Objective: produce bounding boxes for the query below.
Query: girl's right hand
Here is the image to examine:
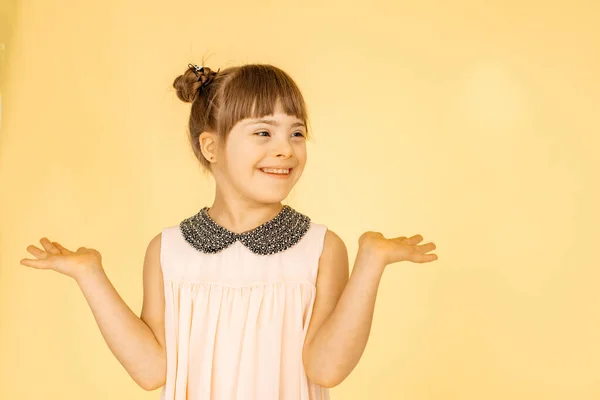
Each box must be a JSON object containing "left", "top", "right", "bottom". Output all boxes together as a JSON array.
[{"left": 20, "top": 237, "right": 103, "bottom": 282}]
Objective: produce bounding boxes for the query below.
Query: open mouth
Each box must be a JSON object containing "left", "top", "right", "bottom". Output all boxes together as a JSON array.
[{"left": 259, "top": 167, "right": 293, "bottom": 178}]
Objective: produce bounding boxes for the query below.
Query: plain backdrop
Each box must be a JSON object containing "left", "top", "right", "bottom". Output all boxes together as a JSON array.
[{"left": 1, "top": 0, "right": 599, "bottom": 398}]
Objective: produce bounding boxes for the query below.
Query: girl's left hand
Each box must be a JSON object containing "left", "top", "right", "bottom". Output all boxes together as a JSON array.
[{"left": 358, "top": 231, "right": 438, "bottom": 266}]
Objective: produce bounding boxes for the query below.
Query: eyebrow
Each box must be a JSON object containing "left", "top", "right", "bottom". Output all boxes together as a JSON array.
[{"left": 246, "top": 119, "right": 306, "bottom": 128}]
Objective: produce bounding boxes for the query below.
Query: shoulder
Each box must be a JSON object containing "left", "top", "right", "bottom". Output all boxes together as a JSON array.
[
  {"left": 321, "top": 229, "right": 347, "bottom": 258},
  {"left": 155, "top": 224, "right": 184, "bottom": 250},
  {"left": 316, "top": 228, "right": 349, "bottom": 280},
  {"left": 144, "top": 232, "right": 163, "bottom": 265},
  {"left": 309, "top": 221, "right": 348, "bottom": 259},
  {"left": 149, "top": 231, "right": 163, "bottom": 247}
]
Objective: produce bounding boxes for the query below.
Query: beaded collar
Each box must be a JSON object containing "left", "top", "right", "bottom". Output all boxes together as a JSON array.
[{"left": 179, "top": 205, "right": 311, "bottom": 255}]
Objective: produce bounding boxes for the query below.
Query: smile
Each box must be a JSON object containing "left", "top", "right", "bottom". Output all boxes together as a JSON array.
[{"left": 260, "top": 168, "right": 293, "bottom": 178}]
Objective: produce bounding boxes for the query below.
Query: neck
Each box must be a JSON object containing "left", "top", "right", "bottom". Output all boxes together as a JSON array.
[{"left": 208, "top": 195, "right": 284, "bottom": 234}]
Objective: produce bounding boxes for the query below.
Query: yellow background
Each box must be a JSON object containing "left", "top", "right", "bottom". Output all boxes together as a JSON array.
[{"left": 1, "top": 0, "right": 599, "bottom": 398}]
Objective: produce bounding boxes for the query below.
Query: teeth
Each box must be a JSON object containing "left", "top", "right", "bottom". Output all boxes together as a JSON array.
[{"left": 261, "top": 168, "right": 290, "bottom": 174}]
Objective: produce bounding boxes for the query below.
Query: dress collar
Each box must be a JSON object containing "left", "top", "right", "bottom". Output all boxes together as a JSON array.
[{"left": 179, "top": 205, "right": 311, "bottom": 255}]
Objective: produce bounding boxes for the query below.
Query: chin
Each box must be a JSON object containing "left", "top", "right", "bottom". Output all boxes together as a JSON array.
[
  {"left": 254, "top": 192, "right": 291, "bottom": 205},
  {"left": 250, "top": 183, "right": 294, "bottom": 202}
]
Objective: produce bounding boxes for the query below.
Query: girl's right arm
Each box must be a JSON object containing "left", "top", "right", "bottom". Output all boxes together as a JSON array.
[
  {"left": 76, "top": 233, "right": 166, "bottom": 390},
  {"left": 20, "top": 234, "right": 167, "bottom": 391}
]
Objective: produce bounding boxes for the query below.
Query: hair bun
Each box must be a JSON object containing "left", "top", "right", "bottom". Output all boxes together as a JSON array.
[{"left": 173, "top": 64, "right": 218, "bottom": 103}]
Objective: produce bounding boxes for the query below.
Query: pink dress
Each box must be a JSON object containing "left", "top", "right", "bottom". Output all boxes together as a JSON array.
[{"left": 158, "top": 205, "right": 330, "bottom": 400}]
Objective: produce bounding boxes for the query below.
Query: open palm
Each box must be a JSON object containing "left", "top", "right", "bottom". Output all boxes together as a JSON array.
[
  {"left": 359, "top": 231, "right": 438, "bottom": 265},
  {"left": 20, "top": 237, "right": 102, "bottom": 281}
]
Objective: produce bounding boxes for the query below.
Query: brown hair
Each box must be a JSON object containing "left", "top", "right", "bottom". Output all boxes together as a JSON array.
[{"left": 173, "top": 63, "right": 311, "bottom": 172}]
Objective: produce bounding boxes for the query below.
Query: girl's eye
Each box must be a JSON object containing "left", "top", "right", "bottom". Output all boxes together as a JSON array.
[{"left": 255, "top": 131, "right": 305, "bottom": 138}]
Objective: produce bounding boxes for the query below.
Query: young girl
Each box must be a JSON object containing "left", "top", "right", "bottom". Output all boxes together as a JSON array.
[{"left": 20, "top": 63, "right": 438, "bottom": 399}]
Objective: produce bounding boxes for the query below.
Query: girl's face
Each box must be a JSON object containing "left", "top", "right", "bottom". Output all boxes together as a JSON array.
[{"left": 217, "top": 104, "right": 308, "bottom": 205}]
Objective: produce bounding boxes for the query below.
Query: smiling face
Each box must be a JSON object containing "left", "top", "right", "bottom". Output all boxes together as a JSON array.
[{"left": 207, "top": 101, "right": 308, "bottom": 205}]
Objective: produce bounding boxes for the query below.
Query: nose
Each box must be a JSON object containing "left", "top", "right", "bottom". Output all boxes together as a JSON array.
[{"left": 274, "top": 137, "right": 293, "bottom": 158}]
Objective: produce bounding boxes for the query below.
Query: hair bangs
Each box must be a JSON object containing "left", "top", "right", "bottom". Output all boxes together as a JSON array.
[{"left": 217, "top": 65, "right": 308, "bottom": 137}]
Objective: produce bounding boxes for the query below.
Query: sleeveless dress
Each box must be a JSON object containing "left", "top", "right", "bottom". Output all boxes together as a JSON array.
[{"left": 158, "top": 205, "right": 330, "bottom": 400}]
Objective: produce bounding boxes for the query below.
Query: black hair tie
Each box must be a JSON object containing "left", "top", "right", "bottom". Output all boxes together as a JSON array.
[{"left": 188, "top": 63, "right": 219, "bottom": 90}]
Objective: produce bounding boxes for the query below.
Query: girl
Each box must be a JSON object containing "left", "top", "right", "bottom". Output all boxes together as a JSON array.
[{"left": 20, "top": 63, "right": 438, "bottom": 400}]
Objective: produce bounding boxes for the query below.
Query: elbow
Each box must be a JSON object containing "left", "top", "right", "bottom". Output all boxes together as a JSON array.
[
  {"left": 305, "top": 362, "right": 344, "bottom": 389},
  {"left": 315, "top": 378, "right": 342, "bottom": 389},
  {"left": 135, "top": 363, "right": 167, "bottom": 391},
  {"left": 138, "top": 375, "right": 166, "bottom": 391},
  {"left": 137, "top": 353, "right": 167, "bottom": 391},
  {"left": 307, "top": 371, "right": 343, "bottom": 389},
  {"left": 304, "top": 347, "right": 346, "bottom": 388}
]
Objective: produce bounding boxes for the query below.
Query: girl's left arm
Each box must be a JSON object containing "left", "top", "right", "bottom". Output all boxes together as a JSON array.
[
  {"left": 302, "top": 229, "right": 386, "bottom": 389},
  {"left": 302, "top": 229, "right": 437, "bottom": 388}
]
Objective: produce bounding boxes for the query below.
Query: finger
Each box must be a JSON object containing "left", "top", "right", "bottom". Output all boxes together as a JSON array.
[
  {"left": 26, "top": 245, "right": 49, "bottom": 259},
  {"left": 53, "top": 242, "right": 73, "bottom": 254},
  {"left": 416, "top": 242, "right": 436, "bottom": 253},
  {"left": 40, "top": 238, "right": 60, "bottom": 255},
  {"left": 414, "top": 253, "right": 438, "bottom": 263},
  {"left": 406, "top": 235, "right": 423, "bottom": 244},
  {"left": 20, "top": 257, "right": 54, "bottom": 270}
]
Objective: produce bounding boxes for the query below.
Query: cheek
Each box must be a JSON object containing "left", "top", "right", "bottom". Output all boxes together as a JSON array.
[
  {"left": 226, "top": 145, "right": 264, "bottom": 174},
  {"left": 227, "top": 140, "right": 255, "bottom": 159},
  {"left": 295, "top": 144, "right": 308, "bottom": 164}
]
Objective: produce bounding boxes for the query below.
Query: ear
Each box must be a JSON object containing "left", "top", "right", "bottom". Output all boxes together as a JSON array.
[{"left": 199, "top": 131, "right": 219, "bottom": 162}]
